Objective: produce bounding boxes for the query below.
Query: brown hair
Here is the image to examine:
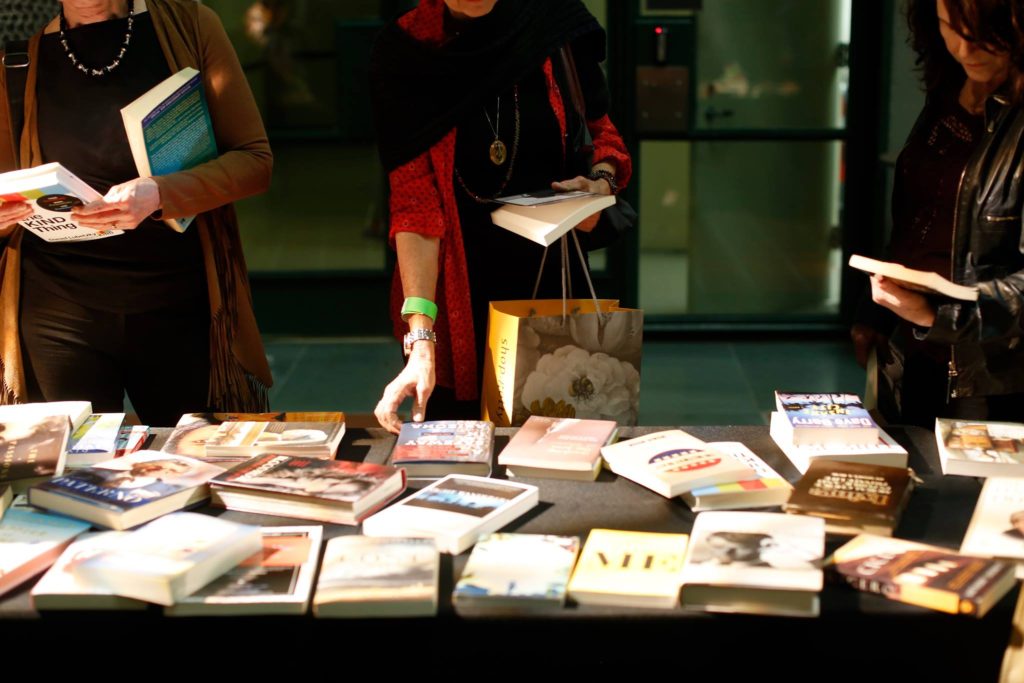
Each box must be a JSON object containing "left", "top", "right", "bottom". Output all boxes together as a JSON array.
[{"left": 906, "top": 0, "right": 1024, "bottom": 102}]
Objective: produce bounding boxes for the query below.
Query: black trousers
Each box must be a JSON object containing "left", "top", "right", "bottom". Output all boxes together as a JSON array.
[{"left": 19, "top": 284, "right": 211, "bottom": 427}]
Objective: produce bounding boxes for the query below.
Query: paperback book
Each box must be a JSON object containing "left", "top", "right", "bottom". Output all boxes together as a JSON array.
[
  {"left": 770, "top": 411, "right": 908, "bottom": 474},
  {"left": 848, "top": 254, "right": 979, "bottom": 301},
  {"left": 681, "top": 442, "right": 793, "bottom": 512},
  {"left": 390, "top": 420, "right": 494, "bottom": 479},
  {"left": 935, "top": 418, "right": 1024, "bottom": 478},
  {"left": 566, "top": 528, "right": 689, "bottom": 609},
  {"left": 65, "top": 413, "right": 126, "bottom": 468},
  {"left": 453, "top": 533, "right": 580, "bottom": 616},
  {"left": 29, "top": 450, "right": 223, "bottom": 530},
  {"left": 210, "top": 455, "right": 406, "bottom": 525},
  {"left": 961, "top": 477, "right": 1024, "bottom": 576},
  {"left": 361, "top": 474, "right": 539, "bottom": 555},
  {"left": 600, "top": 429, "right": 757, "bottom": 498},
  {"left": 0, "top": 401, "right": 92, "bottom": 432},
  {"left": 0, "top": 162, "right": 119, "bottom": 242},
  {"left": 783, "top": 459, "right": 915, "bottom": 537},
  {"left": 0, "top": 506, "right": 90, "bottom": 597},
  {"left": 774, "top": 392, "right": 879, "bottom": 446},
  {"left": 161, "top": 411, "right": 345, "bottom": 462},
  {"left": 490, "top": 191, "right": 616, "bottom": 247},
  {"left": 167, "top": 525, "right": 324, "bottom": 616},
  {"left": 0, "top": 484, "right": 11, "bottom": 520},
  {"left": 203, "top": 420, "right": 346, "bottom": 460},
  {"left": 498, "top": 415, "right": 618, "bottom": 481},
  {"left": 31, "top": 532, "right": 148, "bottom": 611},
  {"left": 830, "top": 534, "right": 1016, "bottom": 618},
  {"left": 313, "top": 536, "right": 439, "bottom": 618},
  {"left": 0, "top": 414, "right": 70, "bottom": 491},
  {"left": 681, "top": 511, "right": 825, "bottom": 617}
]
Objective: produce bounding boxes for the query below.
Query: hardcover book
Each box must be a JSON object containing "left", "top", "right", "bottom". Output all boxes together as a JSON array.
[
  {"left": 0, "top": 414, "right": 70, "bottom": 491},
  {"left": 566, "top": 528, "right": 689, "bottom": 609},
  {"left": 681, "top": 442, "right": 793, "bottom": 512},
  {"left": 935, "top": 418, "right": 1024, "bottom": 478},
  {"left": 390, "top": 420, "right": 494, "bottom": 479},
  {"left": 210, "top": 455, "right": 406, "bottom": 525},
  {"left": 361, "top": 474, "right": 539, "bottom": 555},
  {"left": 774, "top": 392, "right": 879, "bottom": 446},
  {"left": 28, "top": 450, "right": 223, "bottom": 530},
  {"left": 453, "top": 533, "right": 580, "bottom": 616},
  {"left": 770, "top": 411, "right": 908, "bottom": 473},
  {"left": 681, "top": 511, "right": 825, "bottom": 617},
  {"left": 161, "top": 411, "right": 346, "bottom": 463},
  {"left": 203, "top": 420, "right": 346, "bottom": 460},
  {"left": 0, "top": 506, "right": 90, "bottom": 597},
  {"left": 848, "top": 254, "right": 979, "bottom": 301},
  {"left": 121, "top": 67, "right": 217, "bottom": 232},
  {"left": 65, "top": 413, "right": 126, "bottom": 468},
  {"left": 31, "top": 532, "right": 148, "bottom": 611},
  {"left": 490, "top": 191, "right": 616, "bottom": 246},
  {"left": 600, "top": 429, "right": 757, "bottom": 498},
  {"left": 0, "top": 162, "right": 120, "bottom": 242},
  {"left": 783, "top": 459, "right": 915, "bottom": 537},
  {"left": 830, "top": 534, "right": 1016, "bottom": 618},
  {"left": 167, "top": 525, "right": 324, "bottom": 616},
  {"left": 498, "top": 415, "right": 618, "bottom": 481},
  {"left": 313, "top": 536, "right": 439, "bottom": 618},
  {"left": 961, "top": 477, "right": 1024, "bottom": 575}
]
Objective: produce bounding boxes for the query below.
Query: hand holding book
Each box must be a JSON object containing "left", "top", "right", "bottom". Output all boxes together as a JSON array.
[
  {"left": 869, "top": 274, "right": 936, "bottom": 328},
  {"left": 71, "top": 177, "right": 161, "bottom": 231}
]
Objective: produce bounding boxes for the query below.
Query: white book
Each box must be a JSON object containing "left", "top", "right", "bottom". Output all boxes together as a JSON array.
[
  {"left": 66, "top": 413, "right": 126, "bottom": 468},
  {"left": 935, "top": 418, "right": 1024, "bottom": 478},
  {"left": 770, "top": 412, "right": 908, "bottom": 474},
  {"left": 773, "top": 392, "right": 879, "bottom": 447},
  {"left": 361, "top": 474, "right": 539, "bottom": 555},
  {"left": 961, "top": 478, "right": 1024, "bottom": 577},
  {"left": 31, "top": 532, "right": 148, "bottom": 611},
  {"left": 0, "top": 163, "right": 120, "bottom": 242},
  {"left": 313, "top": 536, "right": 439, "bottom": 618},
  {"left": 72, "top": 512, "right": 263, "bottom": 606},
  {"left": 680, "top": 442, "right": 793, "bottom": 512},
  {"left": 0, "top": 506, "right": 90, "bottom": 598},
  {"left": 0, "top": 401, "right": 92, "bottom": 432},
  {"left": 681, "top": 511, "right": 825, "bottom": 617},
  {"left": 491, "top": 192, "right": 615, "bottom": 246},
  {"left": 849, "top": 254, "right": 979, "bottom": 301}
]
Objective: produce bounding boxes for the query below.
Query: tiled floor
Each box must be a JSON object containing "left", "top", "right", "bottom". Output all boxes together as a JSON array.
[{"left": 265, "top": 335, "right": 866, "bottom": 426}]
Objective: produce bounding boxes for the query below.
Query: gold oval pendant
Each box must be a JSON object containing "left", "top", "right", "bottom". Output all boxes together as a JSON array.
[{"left": 489, "top": 139, "right": 507, "bottom": 166}]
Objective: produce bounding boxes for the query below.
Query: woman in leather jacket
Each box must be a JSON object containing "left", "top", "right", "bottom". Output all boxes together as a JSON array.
[{"left": 853, "top": 0, "right": 1024, "bottom": 427}]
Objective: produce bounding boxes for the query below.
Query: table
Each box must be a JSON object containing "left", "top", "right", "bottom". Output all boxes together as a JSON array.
[{"left": 0, "top": 425, "right": 1014, "bottom": 680}]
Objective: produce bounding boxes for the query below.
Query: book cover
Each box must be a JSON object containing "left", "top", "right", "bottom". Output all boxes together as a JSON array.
[
  {"left": 0, "top": 414, "right": 70, "bottom": 486},
  {"left": 681, "top": 511, "right": 824, "bottom": 617},
  {"left": 65, "top": 413, "right": 126, "bottom": 467},
  {"left": 0, "top": 401, "right": 92, "bottom": 432},
  {"left": 453, "top": 533, "right": 580, "bottom": 614},
  {"left": 770, "top": 411, "right": 908, "bottom": 473},
  {"left": 566, "top": 528, "right": 689, "bottom": 609},
  {"left": 162, "top": 411, "right": 346, "bottom": 462},
  {"left": 121, "top": 67, "right": 217, "bottom": 232},
  {"left": 600, "top": 429, "right": 757, "bottom": 498},
  {"left": 490, "top": 192, "right": 616, "bottom": 246},
  {"left": 961, "top": 477, "right": 1024, "bottom": 570},
  {"left": 0, "top": 162, "right": 120, "bottom": 242},
  {"left": 936, "top": 418, "right": 1024, "bottom": 478},
  {"left": 31, "top": 531, "right": 148, "bottom": 611},
  {"left": 783, "top": 459, "right": 914, "bottom": 536},
  {"left": 0, "top": 506, "right": 90, "bottom": 597},
  {"left": 204, "top": 420, "right": 345, "bottom": 459},
  {"left": 848, "top": 254, "right": 979, "bottom": 301},
  {"left": 831, "top": 534, "right": 1016, "bottom": 617},
  {"left": 391, "top": 420, "right": 494, "bottom": 478},
  {"left": 167, "top": 526, "right": 324, "bottom": 616},
  {"left": 313, "top": 536, "right": 439, "bottom": 618},
  {"left": 498, "top": 415, "right": 618, "bottom": 480},
  {"left": 774, "top": 392, "right": 879, "bottom": 446},
  {"left": 681, "top": 442, "right": 793, "bottom": 512},
  {"left": 0, "top": 484, "right": 11, "bottom": 521}
]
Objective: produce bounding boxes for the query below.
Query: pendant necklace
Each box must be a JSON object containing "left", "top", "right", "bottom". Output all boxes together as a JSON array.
[
  {"left": 455, "top": 85, "right": 520, "bottom": 203},
  {"left": 59, "top": 0, "right": 136, "bottom": 77},
  {"left": 484, "top": 96, "right": 507, "bottom": 166}
]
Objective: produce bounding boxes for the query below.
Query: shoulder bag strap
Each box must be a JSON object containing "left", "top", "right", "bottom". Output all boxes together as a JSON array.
[{"left": 2, "top": 40, "right": 30, "bottom": 164}]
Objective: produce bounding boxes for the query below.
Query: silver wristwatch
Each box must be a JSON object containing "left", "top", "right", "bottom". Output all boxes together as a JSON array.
[{"left": 403, "top": 328, "right": 437, "bottom": 356}]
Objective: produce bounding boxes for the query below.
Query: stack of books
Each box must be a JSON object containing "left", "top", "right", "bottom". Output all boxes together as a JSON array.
[{"left": 498, "top": 416, "right": 618, "bottom": 481}]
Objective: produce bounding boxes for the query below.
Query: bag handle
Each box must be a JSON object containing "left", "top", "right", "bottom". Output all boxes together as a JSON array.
[
  {"left": 2, "top": 40, "right": 29, "bottom": 166},
  {"left": 531, "top": 231, "right": 604, "bottom": 321}
]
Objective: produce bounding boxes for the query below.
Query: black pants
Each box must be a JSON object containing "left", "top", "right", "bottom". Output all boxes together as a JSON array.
[{"left": 19, "top": 285, "right": 211, "bottom": 427}]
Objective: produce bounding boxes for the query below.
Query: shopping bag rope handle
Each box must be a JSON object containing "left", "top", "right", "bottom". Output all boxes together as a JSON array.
[{"left": 531, "top": 232, "right": 604, "bottom": 321}]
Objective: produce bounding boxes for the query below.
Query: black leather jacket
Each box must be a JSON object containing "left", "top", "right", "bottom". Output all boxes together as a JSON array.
[{"left": 906, "top": 90, "right": 1024, "bottom": 399}]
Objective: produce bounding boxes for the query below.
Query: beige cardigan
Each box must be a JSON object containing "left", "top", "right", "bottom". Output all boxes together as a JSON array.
[{"left": 0, "top": 0, "right": 273, "bottom": 411}]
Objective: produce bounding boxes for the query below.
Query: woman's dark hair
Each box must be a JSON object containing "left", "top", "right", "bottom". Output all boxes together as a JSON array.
[{"left": 906, "top": 0, "right": 1024, "bottom": 101}]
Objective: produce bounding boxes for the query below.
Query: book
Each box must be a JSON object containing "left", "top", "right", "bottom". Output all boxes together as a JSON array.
[
  {"left": 680, "top": 442, "right": 793, "bottom": 512},
  {"left": 770, "top": 411, "right": 909, "bottom": 473},
  {"left": 390, "top": 420, "right": 494, "bottom": 479},
  {"left": 566, "top": 528, "right": 689, "bottom": 609},
  {"left": 600, "top": 429, "right": 757, "bottom": 498},
  {"left": 114, "top": 424, "right": 149, "bottom": 460},
  {"left": 848, "top": 254, "right": 979, "bottom": 301},
  {"left": 935, "top": 418, "right": 1024, "bottom": 478},
  {"left": 0, "top": 162, "right": 120, "bottom": 242},
  {"left": 361, "top": 474, "right": 539, "bottom": 555},
  {"left": 29, "top": 450, "right": 224, "bottom": 530},
  {"left": 490, "top": 191, "right": 616, "bottom": 246},
  {"left": 120, "top": 67, "right": 217, "bottom": 232},
  {"left": 0, "top": 484, "right": 10, "bottom": 520},
  {"left": 209, "top": 455, "right": 406, "bottom": 525},
  {"left": 783, "top": 459, "right": 915, "bottom": 537},
  {"left": 680, "top": 511, "right": 825, "bottom": 617},
  {"left": 498, "top": 415, "right": 618, "bottom": 481},
  {"left": 774, "top": 392, "right": 879, "bottom": 446},
  {"left": 313, "top": 536, "right": 439, "bottom": 618},
  {"left": 31, "top": 532, "right": 148, "bottom": 611},
  {"left": 0, "top": 506, "right": 90, "bottom": 597},
  {"left": 166, "top": 525, "right": 324, "bottom": 616},
  {"left": 961, "top": 477, "right": 1024, "bottom": 576},
  {"left": 453, "top": 533, "right": 580, "bottom": 616},
  {"left": 161, "top": 411, "right": 346, "bottom": 463},
  {"left": 830, "top": 534, "right": 1016, "bottom": 618},
  {"left": 0, "top": 401, "right": 92, "bottom": 432},
  {"left": 65, "top": 413, "right": 126, "bottom": 468},
  {"left": 203, "top": 420, "right": 346, "bottom": 460},
  {"left": 71, "top": 512, "right": 262, "bottom": 606},
  {"left": 0, "top": 414, "right": 71, "bottom": 492}
]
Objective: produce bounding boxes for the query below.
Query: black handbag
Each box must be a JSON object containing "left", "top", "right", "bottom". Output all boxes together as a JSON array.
[{"left": 558, "top": 44, "right": 637, "bottom": 252}]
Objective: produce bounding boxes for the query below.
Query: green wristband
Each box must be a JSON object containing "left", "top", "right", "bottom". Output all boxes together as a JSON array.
[{"left": 401, "top": 296, "right": 438, "bottom": 322}]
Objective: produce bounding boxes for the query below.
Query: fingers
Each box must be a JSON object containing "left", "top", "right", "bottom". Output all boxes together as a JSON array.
[
  {"left": 551, "top": 176, "right": 590, "bottom": 193},
  {"left": 375, "top": 375, "right": 415, "bottom": 434},
  {"left": 0, "top": 202, "right": 33, "bottom": 224},
  {"left": 412, "top": 378, "right": 433, "bottom": 423}
]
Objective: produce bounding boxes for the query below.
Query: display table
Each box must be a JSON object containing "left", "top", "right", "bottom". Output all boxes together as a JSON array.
[{"left": 0, "top": 425, "right": 1014, "bottom": 680}]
